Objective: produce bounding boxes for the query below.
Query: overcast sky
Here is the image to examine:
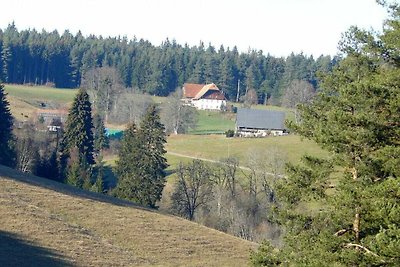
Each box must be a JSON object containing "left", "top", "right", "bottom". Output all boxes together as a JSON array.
[{"left": 1, "top": 0, "right": 389, "bottom": 57}]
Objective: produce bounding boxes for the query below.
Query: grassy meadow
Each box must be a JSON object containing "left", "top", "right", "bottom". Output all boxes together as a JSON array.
[
  {"left": 166, "top": 134, "right": 327, "bottom": 166},
  {"left": 5, "top": 84, "right": 77, "bottom": 104},
  {"left": 0, "top": 165, "right": 255, "bottom": 266},
  {"left": 4, "top": 84, "right": 77, "bottom": 120},
  {"left": 188, "top": 110, "right": 236, "bottom": 134}
]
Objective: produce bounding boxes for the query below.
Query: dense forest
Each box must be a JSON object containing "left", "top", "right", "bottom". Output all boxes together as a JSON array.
[{"left": 0, "top": 23, "right": 337, "bottom": 102}]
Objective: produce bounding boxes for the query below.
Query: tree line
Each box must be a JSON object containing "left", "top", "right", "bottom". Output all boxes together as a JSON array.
[{"left": 0, "top": 23, "right": 337, "bottom": 102}]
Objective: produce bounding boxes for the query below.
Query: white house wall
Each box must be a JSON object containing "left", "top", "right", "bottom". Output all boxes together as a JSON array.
[{"left": 192, "top": 99, "right": 226, "bottom": 110}]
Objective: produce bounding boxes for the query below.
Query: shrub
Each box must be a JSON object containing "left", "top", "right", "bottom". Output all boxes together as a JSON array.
[{"left": 225, "top": 129, "right": 235, "bottom": 138}]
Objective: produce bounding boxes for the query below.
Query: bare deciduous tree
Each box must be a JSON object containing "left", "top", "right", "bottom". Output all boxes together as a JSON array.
[
  {"left": 241, "top": 88, "right": 258, "bottom": 108},
  {"left": 171, "top": 160, "right": 214, "bottom": 221},
  {"left": 282, "top": 79, "right": 315, "bottom": 109},
  {"left": 81, "top": 66, "right": 124, "bottom": 123},
  {"left": 161, "top": 88, "right": 198, "bottom": 135},
  {"left": 14, "top": 123, "right": 39, "bottom": 173},
  {"left": 245, "top": 147, "right": 287, "bottom": 203},
  {"left": 109, "top": 92, "right": 153, "bottom": 124}
]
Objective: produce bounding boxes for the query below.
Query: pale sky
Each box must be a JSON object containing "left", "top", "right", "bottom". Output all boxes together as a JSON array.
[{"left": 1, "top": 0, "right": 389, "bottom": 57}]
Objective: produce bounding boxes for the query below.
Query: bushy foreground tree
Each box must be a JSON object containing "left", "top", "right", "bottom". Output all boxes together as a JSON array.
[
  {"left": 0, "top": 83, "right": 15, "bottom": 167},
  {"left": 114, "top": 105, "right": 168, "bottom": 208},
  {"left": 251, "top": 3, "right": 400, "bottom": 266}
]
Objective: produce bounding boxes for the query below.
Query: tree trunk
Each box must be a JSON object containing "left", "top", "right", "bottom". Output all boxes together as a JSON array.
[{"left": 351, "top": 166, "right": 361, "bottom": 243}]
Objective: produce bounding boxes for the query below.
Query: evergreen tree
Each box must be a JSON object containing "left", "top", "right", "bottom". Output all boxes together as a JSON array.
[
  {"left": 93, "top": 113, "right": 109, "bottom": 154},
  {"left": 0, "top": 83, "right": 15, "bottom": 167},
  {"left": 138, "top": 104, "right": 168, "bottom": 208},
  {"left": 35, "top": 150, "right": 60, "bottom": 182},
  {"left": 251, "top": 3, "right": 400, "bottom": 266},
  {"left": 66, "top": 158, "right": 83, "bottom": 188},
  {"left": 61, "top": 89, "right": 95, "bottom": 165},
  {"left": 114, "top": 105, "right": 168, "bottom": 208},
  {"left": 113, "top": 122, "right": 143, "bottom": 201},
  {"left": 92, "top": 164, "right": 105, "bottom": 193}
]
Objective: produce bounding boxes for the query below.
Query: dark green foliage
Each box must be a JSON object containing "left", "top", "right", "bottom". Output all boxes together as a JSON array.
[
  {"left": 61, "top": 89, "right": 95, "bottom": 165},
  {"left": 0, "top": 24, "right": 335, "bottom": 100},
  {"left": 0, "top": 83, "right": 15, "bottom": 167},
  {"left": 35, "top": 150, "right": 60, "bottom": 182},
  {"left": 66, "top": 159, "right": 83, "bottom": 188},
  {"left": 93, "top": 113, "right": 109, "bottom": 154},
  {"left": 252, "top": 3, "right": 400, "bottom": 266},
  {"left": 92, "top": 164, "right": 105, "bottom": 193},
  {"left": 225, "top": 129, "right": 235, "bottom": 137},
  {"left": 250, "top": 241, "right": 281, "bottom": 266},
  {"left": 113, "top": 122, "right": 142, "bottom": 200},
  {"left": 114, "top": 105, "right": 168, "bottom": 208},
  {"left": 66, "top": 150, "right": 92, "bottom": 189}
]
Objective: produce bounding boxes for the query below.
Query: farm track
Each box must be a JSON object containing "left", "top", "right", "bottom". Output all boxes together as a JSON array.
[{"left": 167, "top": 151, "right": 285, "bottom": 177}]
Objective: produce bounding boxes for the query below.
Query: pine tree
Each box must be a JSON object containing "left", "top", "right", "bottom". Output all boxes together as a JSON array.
[
  {"left": 92, "top": 165, "right": 105, "bottom": 193},
  {"left": 114, "top": 105, "right": 168, "bottom": 208},
  {"left": 113, "top": 122, "right": 143, "bottom": 201},
  {"left": 138, "top": 105, "right": 168, "bottom": 208},
  {"left": 0, "top": 83, "right": 15, "bottom": 167},
  {"left": 93, "top": 113, "right": 109, "bottom": 154},
  {"left": 251, "top": 3, "right": 400, "bottom": 266},
  {"left": 66, "top": 158, "right": 83, "bottom": 188},
  {"left": 61, "top": 89, "right": 95, "bottom": 166}
]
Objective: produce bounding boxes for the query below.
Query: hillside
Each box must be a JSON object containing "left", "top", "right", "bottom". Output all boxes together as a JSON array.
[{"left": 0, "top": 165, "right": 256, "bottom": 266}]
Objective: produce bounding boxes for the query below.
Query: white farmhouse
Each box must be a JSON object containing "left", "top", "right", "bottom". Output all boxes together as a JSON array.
[{"left": 182, "top": 83, "right": 226, "bottom": 110}]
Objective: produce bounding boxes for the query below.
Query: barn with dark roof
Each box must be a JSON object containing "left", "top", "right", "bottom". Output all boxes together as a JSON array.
[{"left": 235, "top": 108, "right": 287, "bottom": 137}]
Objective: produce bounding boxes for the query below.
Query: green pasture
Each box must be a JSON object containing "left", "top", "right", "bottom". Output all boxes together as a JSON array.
[
  {"left": 4, "top": 84, "right": 78, "bottom": 104},
  {"left": 189, "top": 110, "right": 235, "bottom": 134},
  {"left": 166, "top": 134, "right": 328, "bottom": 166}
]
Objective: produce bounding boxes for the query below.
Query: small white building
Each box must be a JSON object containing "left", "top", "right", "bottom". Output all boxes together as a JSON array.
[{"left": 182, "top": 83, "right": 226, "bottom": 110}]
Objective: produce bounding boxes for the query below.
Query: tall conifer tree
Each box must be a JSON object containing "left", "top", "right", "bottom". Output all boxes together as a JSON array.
[
  {"left": 138, "top": 105, "right": 168, "bottom": 208},
  {"left": 60, "top": 89, "right": 94, "bottom": 185},
  {"left": 0, "top": 83, "right": 15, "bottom": 167},
  {"left": 61, "top": 89, "right": 95, "bottom": 165},
  {"left": 114, "top": 105, "right": 168, "bottom": 208},
  {"left": 251, "top": 3, "right": 400, "bottom": 266},
  {"left": 114, "top": 122, "right": 143, "bottom": 201}
]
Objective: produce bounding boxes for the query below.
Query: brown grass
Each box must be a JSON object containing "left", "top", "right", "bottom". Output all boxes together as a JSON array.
[{"left": 0, "top": 165, "right": 256, "bottom": 266}]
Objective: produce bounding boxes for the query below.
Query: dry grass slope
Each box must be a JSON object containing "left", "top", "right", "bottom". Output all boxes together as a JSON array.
[{"left": 0, "top": 165, "right": 256, "bottom": 266}]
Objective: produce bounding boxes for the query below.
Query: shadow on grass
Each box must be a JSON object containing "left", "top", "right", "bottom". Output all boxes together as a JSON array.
[
  {"left": 0, "top": 165, "right": 152, "bottom": 212},
  {"left": 0, "top": 230, "right": 72, "bottom": 267}
]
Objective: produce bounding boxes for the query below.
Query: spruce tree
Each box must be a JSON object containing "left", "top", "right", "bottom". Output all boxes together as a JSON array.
[
  {"left": 114, "top": 122, "right": 143, "bottom": 201},
  {"left": 251, "top": 3, "right": 400, "bottom": 266},
  {"left": 93, "top": 113, "right": 109, "bottom": 154},
  {"left": 138, "top": 105, "right": 168, "bottom": 208},
  {"left": 114, "top": 105, "right": 168, "bottom": 208},
  {"left": 92, "top": 165, "right": 105, "bottom": 193},
  {"left": 0, "top": 83, "right": 15, "bottom": 167},
  {"left": 66, "top": 159, "right": 83, "bottom": 188},
  {"left": 61, "top": 89, "right": 95, "bottom": 166}
]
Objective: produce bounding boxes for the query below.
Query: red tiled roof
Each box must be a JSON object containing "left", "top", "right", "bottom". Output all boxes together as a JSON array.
[
  {"left": 183, "top": 83, "right": 226, "bottom": 101},
  {"left": 183, "top": 83, "right": 205, "bottom": 98},
  {"left": 201, "top": 90, "right": 226, "bottom": 100},
  {"left": 193, "top": 83, "right": 220, "bottom": 100}
]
